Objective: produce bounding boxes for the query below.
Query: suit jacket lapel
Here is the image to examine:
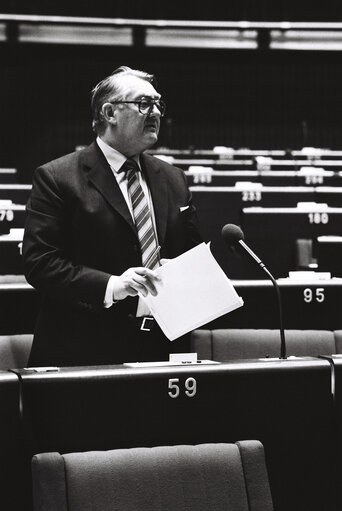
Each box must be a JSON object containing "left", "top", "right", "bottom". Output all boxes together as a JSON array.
[
  {"left": 82, "top": 142, "right": 136, "bottom": 234},
  {"left": 141, "top": 153, "right": 168, "bottom": 245}
]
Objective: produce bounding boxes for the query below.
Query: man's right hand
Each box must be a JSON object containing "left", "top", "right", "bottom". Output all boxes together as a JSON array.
[{"left": 113, "top": 267, "right": 160, "bottom": 301}]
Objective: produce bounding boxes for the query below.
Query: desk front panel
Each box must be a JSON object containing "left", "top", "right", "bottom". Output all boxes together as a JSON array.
[
  {"left": 0, "top": 284, "right": 40, "bottom": 334},
  {"left": 0, "top": 239, "right": 24, "bottom": 274},
  {"left": 204, "top": 279, "right": 342, "bottom": 330}
]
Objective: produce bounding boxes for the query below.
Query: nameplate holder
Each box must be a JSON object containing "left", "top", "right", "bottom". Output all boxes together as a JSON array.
[
  {"left": 169, "top": 352, "right": 198, "bottom": 364},
  {"left": 23, "top": 367, "right": 60, "bottom": 373}
]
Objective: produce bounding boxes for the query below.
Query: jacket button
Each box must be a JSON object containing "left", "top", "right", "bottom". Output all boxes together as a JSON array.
[{"left": 128, "top": 313, "right": 134, "bottom": 320}]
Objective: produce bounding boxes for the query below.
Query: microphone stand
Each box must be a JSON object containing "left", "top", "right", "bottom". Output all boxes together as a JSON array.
[
  {"left": 239, "top": 240, "right": 287, "bottom": 359},
  {"left": 261, "top": 266, "right": 286, "bottom": 359}
]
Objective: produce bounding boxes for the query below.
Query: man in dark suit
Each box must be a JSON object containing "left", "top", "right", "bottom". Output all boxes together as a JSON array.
[{"left": 22, "top": 65, "right": 202, "bottom": 367}]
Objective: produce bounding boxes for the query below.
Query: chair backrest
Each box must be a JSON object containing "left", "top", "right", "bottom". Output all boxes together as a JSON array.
[
  {"left": 334, "top": 330, "right": 342, "bottom": 354},
  {"left": 190, "top": 329, "right": 337, "bottom": 360},
  {"left": 0, "top": 334, "right": 33, "bottom": 369},
  {"left": 32, "top": 441, "right": 274, "bottom": 511}
]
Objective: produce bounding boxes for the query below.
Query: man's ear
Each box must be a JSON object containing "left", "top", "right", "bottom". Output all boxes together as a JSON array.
[{"left": 101, "top": 102, "right": 117, "bottom": 125}]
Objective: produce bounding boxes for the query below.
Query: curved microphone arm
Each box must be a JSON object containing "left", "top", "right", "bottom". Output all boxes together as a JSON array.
[
  {"left": 239, "top": 239, "right": 286, "bottom": 360},
  {"left": 222, "top": 225, "right": 287, "bottom": 360}
]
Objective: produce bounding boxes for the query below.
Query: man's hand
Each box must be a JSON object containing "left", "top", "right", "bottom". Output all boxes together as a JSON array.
[{"left": 113, "top": 267, "right": 160, "bottom": 301}]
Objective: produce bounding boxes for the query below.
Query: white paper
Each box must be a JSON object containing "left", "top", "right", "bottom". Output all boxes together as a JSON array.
[{"left": 142, "top": 242, "right": 243, "bottom": 341}]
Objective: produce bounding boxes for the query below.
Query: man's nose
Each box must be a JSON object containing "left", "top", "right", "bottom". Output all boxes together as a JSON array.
[{"left": 149, "top": 102, "right": 161, "bottom": 116}]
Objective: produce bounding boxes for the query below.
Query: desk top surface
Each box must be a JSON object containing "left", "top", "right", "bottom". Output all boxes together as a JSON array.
[{"left": 13, "top": 356, "right": 329, "bottom": 381}]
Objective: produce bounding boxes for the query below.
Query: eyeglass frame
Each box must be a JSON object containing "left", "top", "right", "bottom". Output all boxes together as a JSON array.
[{"left": 109, "top": 97, "right": 166, "bottom": 117}]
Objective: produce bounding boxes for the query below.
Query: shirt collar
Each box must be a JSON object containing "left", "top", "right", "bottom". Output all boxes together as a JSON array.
[{"left": 96, "top": 136, "right": 140, "bottom": 173}]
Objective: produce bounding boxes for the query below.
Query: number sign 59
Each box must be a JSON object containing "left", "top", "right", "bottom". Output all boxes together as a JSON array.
[{"left": 168, "top": 377, "right": 197, "bottom": 398}]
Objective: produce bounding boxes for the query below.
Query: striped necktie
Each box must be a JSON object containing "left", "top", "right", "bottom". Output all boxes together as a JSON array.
[{"left": 121, "top": 158, "right": 160, "bottom": 270}]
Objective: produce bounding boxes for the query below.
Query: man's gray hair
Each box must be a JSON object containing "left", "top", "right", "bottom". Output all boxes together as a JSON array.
[{"left": 91, "top": 66, "right": 155, "bottom": 134}]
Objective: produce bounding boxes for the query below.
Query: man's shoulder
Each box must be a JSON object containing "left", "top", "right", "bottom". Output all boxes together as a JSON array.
[
  {"left": 36, "top": 142, "right": 99, "bottom": 178},
  {"left": 41, "top": 151, "right": 77, "bottom": 170},
  {"left": 40, "top": 144, "right": 91, "bottom": 169}
]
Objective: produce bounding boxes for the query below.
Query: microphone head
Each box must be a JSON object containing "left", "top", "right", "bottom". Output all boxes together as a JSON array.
[{"left": 221, "top": 224, "right": 244, "bottom": 245}]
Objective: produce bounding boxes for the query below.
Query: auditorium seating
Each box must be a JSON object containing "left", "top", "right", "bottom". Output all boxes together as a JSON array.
[
  {"left": 190, "top": 328, "right": 342, "bottom": 361},
  {"left": 0, "top": 145, "right": 340, "bottom": 511},
  {"left": 31, "top": 441, "right": 274, "bottom": 511},
  {"left": 1, "top": 7, "right": 342, "bottom": 510}
]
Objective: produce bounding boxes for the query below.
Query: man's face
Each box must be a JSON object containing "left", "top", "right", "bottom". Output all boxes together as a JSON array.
[{"left": 111, "top": 75, "right": 163, "bottom": 157}]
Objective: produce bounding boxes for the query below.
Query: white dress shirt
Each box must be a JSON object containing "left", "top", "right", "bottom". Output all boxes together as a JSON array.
[{"left": 96, "top": 136, "right": 158, "bottom": 316}]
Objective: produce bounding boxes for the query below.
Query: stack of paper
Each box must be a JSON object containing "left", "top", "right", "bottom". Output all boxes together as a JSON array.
[{"left": 143, "top": 242, "right": 243, "bottom": 341}]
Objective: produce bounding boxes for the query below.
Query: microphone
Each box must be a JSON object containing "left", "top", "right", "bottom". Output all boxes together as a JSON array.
[{"left": 222, "top": 224, "right": 286, "bottom": 359}]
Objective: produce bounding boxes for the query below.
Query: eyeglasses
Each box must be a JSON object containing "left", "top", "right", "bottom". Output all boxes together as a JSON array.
[{"left": 110, "top": 97, "right": 166, "bottom": 117}]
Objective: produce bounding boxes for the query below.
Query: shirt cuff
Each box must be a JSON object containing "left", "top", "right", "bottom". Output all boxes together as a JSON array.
[{"left": 103, "top": 275, "right": 120, "bottom": 308}]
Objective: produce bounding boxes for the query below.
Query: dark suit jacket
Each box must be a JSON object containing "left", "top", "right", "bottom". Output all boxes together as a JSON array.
[{"left": 23, "top": 142, "right": 202, "bottom": 366}]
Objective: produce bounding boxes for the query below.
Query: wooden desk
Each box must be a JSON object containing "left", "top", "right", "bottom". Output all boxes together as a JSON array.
[
  {"left": 242, "top": 205, "right": 342, "bottom": 278},
  {"left": 192, "top": 186, "right": 317, "bottom": 278}
]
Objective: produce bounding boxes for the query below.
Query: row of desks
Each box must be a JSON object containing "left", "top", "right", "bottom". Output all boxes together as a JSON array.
[
  {"left": 170, "top": 157, "right": 342, "bottom": 170},
  {"left": 2, "top": 187, "right": 342, "bottom": 275},
  {"left": 1, "top": 356, "right": 341, "bottom": 510},
  {"left": 1, "top": 178, "right": 342, "bottom": 206},
  {"left": 150, "top": 147, "right": 342, "bottom": 160},
  {"left": 1, "top": 277, "right": 342, "bottom": 334},
  {"left": 186, "top": 169, "right": 342, "bottom": 186},
  {"left": 188, "top": 187, "right": 342, "bottom": 278},
  {"left": 2, "top": 184, "right": 342, "bottom": 207}
]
